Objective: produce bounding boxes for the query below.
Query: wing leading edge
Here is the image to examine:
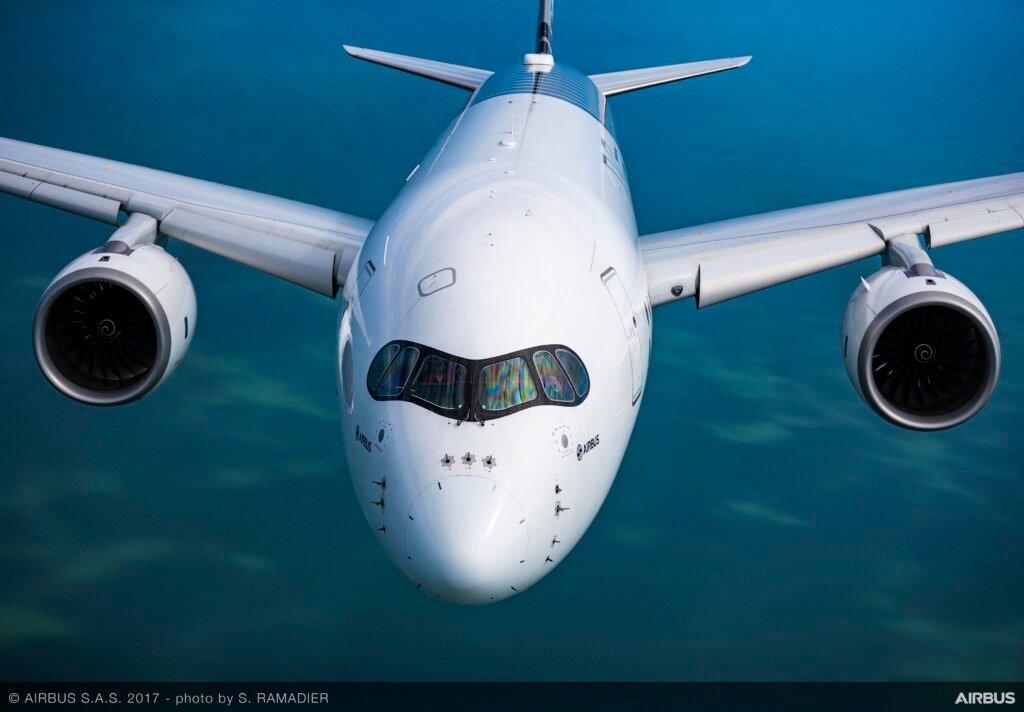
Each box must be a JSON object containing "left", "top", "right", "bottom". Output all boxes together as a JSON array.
[
  {"left": 640, "top": 173, "right": 1024, "bottom": 308},
  {"left": 0, "top": 137, "right": 373, "bottom": 296}
]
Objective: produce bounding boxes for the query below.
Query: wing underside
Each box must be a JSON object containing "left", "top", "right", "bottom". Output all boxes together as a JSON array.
[
  {"left": 0, "top": 137, "right": 373, "bottom": 296},
  {"left": 641, "top": 173, "right": 1024, "bottom": 308}
]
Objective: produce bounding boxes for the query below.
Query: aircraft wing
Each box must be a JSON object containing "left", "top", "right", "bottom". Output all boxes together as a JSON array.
[
  {"left": 640, "top": 172, "right": 1024, "bottom": 308},
  {"left": 0, "top": 137, "right": 373, "bottom": 297}
]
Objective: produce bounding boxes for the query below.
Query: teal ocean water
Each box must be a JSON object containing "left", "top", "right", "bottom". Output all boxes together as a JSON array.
[{"left": 1, "top": 0, "right": 1022, "bottom": 680}]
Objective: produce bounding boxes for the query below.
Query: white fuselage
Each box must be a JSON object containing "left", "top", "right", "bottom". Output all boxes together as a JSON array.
[{"left": 337, "top": 59, "right": 652, "bottom": 603}]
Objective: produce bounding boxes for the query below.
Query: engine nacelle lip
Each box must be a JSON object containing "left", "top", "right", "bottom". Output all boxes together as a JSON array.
[
  {"left": 33, "top": 266, "right": 173, "bottom": 406},
  {"left": 857, "top": 290, "right": 1000, "bottom": 431}
]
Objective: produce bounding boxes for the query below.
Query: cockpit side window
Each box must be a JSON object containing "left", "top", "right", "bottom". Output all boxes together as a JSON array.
[
  {"left": 366, "top": 343, "right": 401, "bottom": 392},
  {"left": 376, "top": 346, "right": 419, "bottom": 397},
  {"left": 556, "top": 348, "right": 590, "bottom": 397},
  {"left": 410, "top": 354, "right": 468, "bottom": 410},
  {"left": 532, "top": 351, "right": 575, "bottom": 402},
  {"left": 478, "top": 357, "right": 538, "bottom": 412}
]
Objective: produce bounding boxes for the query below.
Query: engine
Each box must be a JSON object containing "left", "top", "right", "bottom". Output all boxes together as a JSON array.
[
  {"left": 33, "top": 243, "right": 196, "bottom": 405},
  {"left": 842, "top": 263, "right": 999, "bottom": 430}
]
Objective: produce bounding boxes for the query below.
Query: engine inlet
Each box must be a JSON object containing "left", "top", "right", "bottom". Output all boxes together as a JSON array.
[
  {"left": 871, "top": 305, "right": 990, "bottom": 416},
  {"left": 45, "top": 280, "right": 158, "bottom": 391}
]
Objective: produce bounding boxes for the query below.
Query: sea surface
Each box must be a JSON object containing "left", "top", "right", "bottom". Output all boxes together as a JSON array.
[{"left": 0, "top": 0, "right": 1021, "bottom": 681}]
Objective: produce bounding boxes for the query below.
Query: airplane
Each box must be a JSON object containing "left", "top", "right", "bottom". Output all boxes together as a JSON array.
[{"left": 1, "top": 1, "right": 1021, "bottom": 605}]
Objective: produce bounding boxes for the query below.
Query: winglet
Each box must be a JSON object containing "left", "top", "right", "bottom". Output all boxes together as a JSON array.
[
  {"left": 342, "top": 45, "right": 493, "bottom": 91},
  {"left": 590, "top": 56, "right": 751, "bottom": 97}
]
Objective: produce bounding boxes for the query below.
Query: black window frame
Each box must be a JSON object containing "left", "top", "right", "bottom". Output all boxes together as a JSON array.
[{"left": 366, "top": 340, "right": 589, "bottom": 421}]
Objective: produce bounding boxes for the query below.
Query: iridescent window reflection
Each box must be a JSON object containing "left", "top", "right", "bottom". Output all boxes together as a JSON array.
[
  {"left": 556, "top": 348, "right": 589, "bottom": 397},
  {"left": 532, "top": 350, "right": 574, "bottom": 402},
  {"left": 478, "top": 357, "right": 537, "bottom": 411}
]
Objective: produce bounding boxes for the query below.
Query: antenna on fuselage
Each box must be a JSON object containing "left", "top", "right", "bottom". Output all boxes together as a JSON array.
[{"left": 536, "top": 0, "right": 554, "bottom": 55}]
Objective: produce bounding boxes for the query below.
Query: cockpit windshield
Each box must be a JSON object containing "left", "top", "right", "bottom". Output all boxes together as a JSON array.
[
  {"left": 555, "top": 348, "right": 589, "bottom": 397},
  {"left": 376, "top": 346, "right": 419, "bottom": 397},
  {"left": 365, "top": 341, "right": 589, "bottom": 420},
  {"left": 410, "top": 354, "right": 468, "bottom": 410},
  {"left": 532, "top": 350, "right": 575, "bottom": 402},
  {"left": 479, "top": 357, "right": 538, "bottom": 412},
  {"left": 366, "top": 343, "right": 400, "bottom": 392}
]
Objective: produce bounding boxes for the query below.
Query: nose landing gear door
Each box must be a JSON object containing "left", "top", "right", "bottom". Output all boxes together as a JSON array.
[{"left": 601, "top": 267, "right": 642, "bottom": 405}]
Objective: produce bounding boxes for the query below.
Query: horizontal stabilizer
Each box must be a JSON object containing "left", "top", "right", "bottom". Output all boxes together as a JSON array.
[
  {"left": 590, "top": 56, "right": 751, "bottom": 97},
  {"left": 342, "top": 45, "right": 493, "bottom": 90}
]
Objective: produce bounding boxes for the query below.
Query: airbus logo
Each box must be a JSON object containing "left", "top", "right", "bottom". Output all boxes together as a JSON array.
[
  {"left": 355, "top": 425, "right": 372, "bottom": 453},
  {"left": 956, "top": 692, "right": 1016, "bottom": 705},
  {"left": 576, "top": 434, "right": 600, "bottom": 461}
]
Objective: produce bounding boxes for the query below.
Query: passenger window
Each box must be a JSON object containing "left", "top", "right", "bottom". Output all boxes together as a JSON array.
[
  {"left": 532, "top": 351, "right": 575, "bottom": 402},
  {"left": 555, "top": 349, "right": 589, "bottom": 397},
  {"left": 367, "top": 343, "right": 401, "bottom": 392},
  {"left": 376, "top": 346, "right": 419, "bottom": 397},
  {"left": 410, "top": 354, "right": 468, "bottom": 410},
  {"left": 478, "top": 357, "right": 538, "bottom": 411}
]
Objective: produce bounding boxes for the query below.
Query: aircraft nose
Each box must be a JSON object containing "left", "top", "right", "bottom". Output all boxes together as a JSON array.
[{"left": 405, "top": 475, "right": 529, "bottom": 604}]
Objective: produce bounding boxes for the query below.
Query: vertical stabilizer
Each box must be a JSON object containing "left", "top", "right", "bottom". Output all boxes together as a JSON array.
[{"left": 536, "top": 0, "right": 554, "bottom": 55}]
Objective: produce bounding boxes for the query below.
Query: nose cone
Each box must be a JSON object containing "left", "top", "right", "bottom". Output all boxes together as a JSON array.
[{"left": 405, "top": 475, "right": 529, "bottom": 604}]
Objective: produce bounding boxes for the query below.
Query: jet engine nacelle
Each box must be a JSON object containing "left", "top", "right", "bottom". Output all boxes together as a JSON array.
[
  {"left": 33, "top": 243, "right": 196, "bottom": 405},
  {"left": 841, "top": 265, "right": 999, "bottom": 430}
]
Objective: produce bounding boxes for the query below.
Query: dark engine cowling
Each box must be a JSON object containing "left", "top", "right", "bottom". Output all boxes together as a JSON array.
[
  {"left": 34, "top": 244, "right": 196, "bottom": 405},
  {"left": 841, "top": 266, "right": 999, "bottom": 430}
]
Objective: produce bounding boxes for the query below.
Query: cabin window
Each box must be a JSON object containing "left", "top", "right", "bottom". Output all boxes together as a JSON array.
[
  {"left": 478, "top": 357, "right": 538, "bottom": 411},
  {"left": 376, "top": 346, "right": 419, "bottom": 397},
  {"left": 410, "top": 354, "right": 468, "bottom": 410},
  {"left": 556, "top": 348, "right": 590, "bottom": 397},
  {"left": 532, "top": 350, "right": 575, "bottom": 402}
]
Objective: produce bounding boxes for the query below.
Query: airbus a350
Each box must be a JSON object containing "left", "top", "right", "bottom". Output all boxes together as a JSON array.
[{"left": 2, "top": 1, "right": 1020, "bottom": 603}]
